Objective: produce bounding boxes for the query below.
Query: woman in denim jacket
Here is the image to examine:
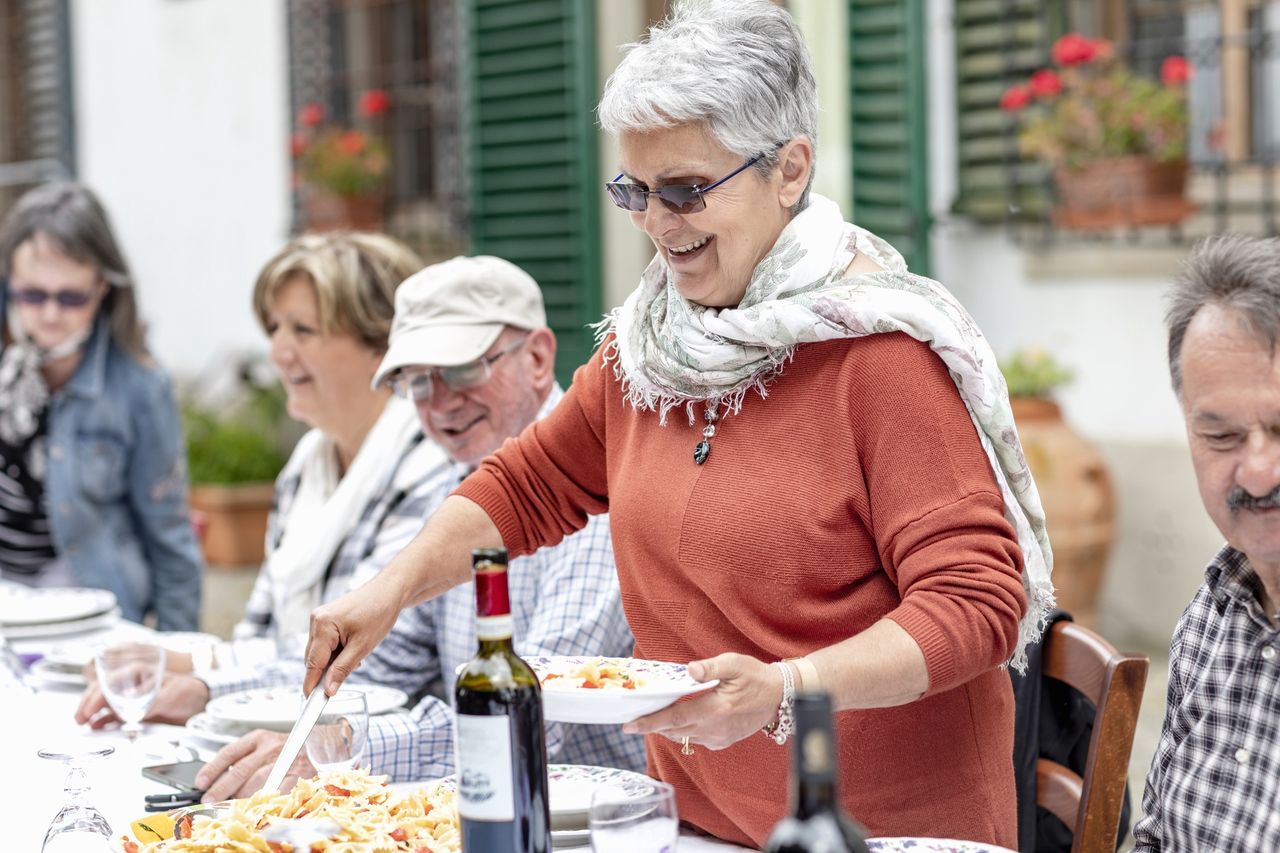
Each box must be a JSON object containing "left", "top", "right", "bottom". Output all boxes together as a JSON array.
[{"left": 0, "top": 182, "right": 202, "bottom": 630}]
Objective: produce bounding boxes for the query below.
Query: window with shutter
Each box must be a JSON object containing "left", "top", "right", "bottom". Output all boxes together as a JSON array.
[
  {"left": 848, "top": 0, "right": 932, "bottom": 275},
  {"left": 464, "top": 0, "right": 602, "bottom": 385},
  {"left": 952, "top": 0, "right": 1065, "bottom": 224},
  {"left": 0, "top": 0, "right": 75, "bottom": 199}
]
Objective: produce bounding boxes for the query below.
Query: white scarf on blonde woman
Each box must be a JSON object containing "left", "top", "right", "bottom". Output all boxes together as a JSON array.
[
  {"left": 596, "top": 193, "right": 1054, "bottom": 671},
  {"left": 266, "top": 395, "right": 421, "bottom": 637}
]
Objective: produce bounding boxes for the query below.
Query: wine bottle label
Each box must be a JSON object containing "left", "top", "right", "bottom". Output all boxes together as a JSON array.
[
  {"left": 476, "top": 614, "right": 514, "bottom": 640},
  {"left": 455, "top": 713, "right": 515, "bottom": 821}
]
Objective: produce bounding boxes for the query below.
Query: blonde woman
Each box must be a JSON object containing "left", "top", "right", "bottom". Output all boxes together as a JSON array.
[{"left": 171, "top": 233, "right": 444, "bottom": 672}]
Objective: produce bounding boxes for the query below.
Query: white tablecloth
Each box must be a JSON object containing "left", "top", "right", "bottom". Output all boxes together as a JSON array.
[{"left": 2, "top": 619, "right": 1010, "bottom": 853}]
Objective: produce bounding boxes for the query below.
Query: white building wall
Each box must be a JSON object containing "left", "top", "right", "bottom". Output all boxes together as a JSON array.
[
  {"left": 924, "top": 0, "right": 1217, "bottom": 649},
  {"left": 70, "top": 0, "right": 291, "bottom": 376}
]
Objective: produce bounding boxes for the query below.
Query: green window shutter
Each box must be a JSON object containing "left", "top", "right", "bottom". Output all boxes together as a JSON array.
[
  {"left": 953, "top": 0, "right": 1064, "bottom": 223},
  {"left": 849, "top": 0, "right": 931, "bottom": 276},
  {"left": 463, "top": 0, "right": 601, "bottom": 386}
]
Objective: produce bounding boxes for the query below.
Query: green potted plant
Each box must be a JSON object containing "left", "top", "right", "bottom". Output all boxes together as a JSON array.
[
  {"left": 185, "top": 361, "right": 291, "bottom": 567},
  {"left": 999, "top": 347, "right": 1114, "bottom": 628},
  {"left": 290, "top": 89, "right": 392, "bottom": 231},
  {"left": 1000, "top": 34, "right": 1193, "bottom": 229}
]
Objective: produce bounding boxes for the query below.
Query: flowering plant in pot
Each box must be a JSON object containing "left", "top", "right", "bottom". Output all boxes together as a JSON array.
[
  {"left": 291, "top": 89, "right": 392, "bottom": 231},
  {"left": 1000, "top": 34, "right": 1193, "bottom": 228}
]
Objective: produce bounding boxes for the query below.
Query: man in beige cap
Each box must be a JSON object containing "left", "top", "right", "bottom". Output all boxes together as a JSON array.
[
  {"left": 373, "top": 255, "right": 554, "bottom": 467},
  {"left": 102, "top": 255, "right": 643, "bottom": 798}
]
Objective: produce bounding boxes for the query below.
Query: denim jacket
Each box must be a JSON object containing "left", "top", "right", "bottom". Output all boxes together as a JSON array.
[{"left": 0, "top": 289, "right": 204, "bottom": 629}]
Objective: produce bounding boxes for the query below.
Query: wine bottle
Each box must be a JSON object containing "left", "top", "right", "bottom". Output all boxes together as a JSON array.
[
  {"left": 763, "top": 691, "right": 872, "bottom": 853},
  {"left": 454, "top": 547, "right": 552, "bottom": 853}
]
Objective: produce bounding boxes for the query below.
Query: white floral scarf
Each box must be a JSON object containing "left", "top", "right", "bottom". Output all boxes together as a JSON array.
[
  {"left": 0, "top": 309, "right": 92, "bottom": 445},
  {"left": 596, "top": 194, "right": 1053, "bottom": 671}
]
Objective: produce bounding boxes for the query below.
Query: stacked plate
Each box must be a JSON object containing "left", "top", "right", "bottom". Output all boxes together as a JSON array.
[
  {"left": 186, "top": 684, "right": 410, "bottom": 748},
  {"left": 0, "top": 585, "right": 120, "bottom": 640},
  {"left": 426, "top": 764, "right": 658, "bottom": 848}
]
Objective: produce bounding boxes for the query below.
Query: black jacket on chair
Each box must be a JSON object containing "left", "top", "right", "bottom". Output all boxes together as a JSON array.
[{"left": 1010, "top": 610, "right": 1132, "bottom": 852}]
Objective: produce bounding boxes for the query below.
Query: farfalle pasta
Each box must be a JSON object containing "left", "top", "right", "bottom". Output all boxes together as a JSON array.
[
  {"left": 539, "top": 657, "right": 645, "bottom": 690},
  {"left": 124, "top": 768, "right": 459, "bottom": 852}
]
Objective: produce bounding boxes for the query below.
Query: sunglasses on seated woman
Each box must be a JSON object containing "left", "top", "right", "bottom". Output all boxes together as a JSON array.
[
  {"left": 389, "top": 335, "right": 528, "bottom": 402},
  {"left": 605, "top": 152, "right": 769, "bottom": 215},
  {"left": 7, "top": 285, "right": 98, "bottom": 309}
]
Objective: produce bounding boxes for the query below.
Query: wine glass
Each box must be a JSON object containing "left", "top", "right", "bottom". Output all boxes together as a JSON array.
[
  {"left": 93, "top": 642, "right": 165, "bottom": 741},
  {"left": 305, "top": 690, "right": 369, "bottom": 772},
  {"left": 37, "top": 743, "right": 115, "bottom": 852},
  {"left": 589, "top": 780, "right": 679, "bottom": 852}
]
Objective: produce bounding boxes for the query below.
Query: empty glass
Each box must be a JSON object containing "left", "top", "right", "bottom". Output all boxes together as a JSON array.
[
  {"left": 93, "top": 642, "right": 165, "bottom": 741},
  {"left": 305, "top": 689, "right": 369, "bottom": 772},
  {"left": 589, "top": 779, "right": 679, "bottom": 852},
  {"left": 38, "top": 743, "right": 115, "bottom": 852}
]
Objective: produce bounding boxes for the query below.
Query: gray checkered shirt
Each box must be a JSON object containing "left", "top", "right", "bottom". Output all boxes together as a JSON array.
[
  {"left": 1132, "top": 545, "right": 1280, "bottom": 851},
  {"left": 204, "top": 387, "right": 646, "bottom": 779}
]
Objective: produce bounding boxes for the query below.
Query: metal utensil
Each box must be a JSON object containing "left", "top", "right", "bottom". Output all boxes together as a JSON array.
[
  {"left": 259, "top": 682, "right": 329, "bottom": 795},
  {"left": 260, "top": 817, "right": 342, "bottom": 847}
]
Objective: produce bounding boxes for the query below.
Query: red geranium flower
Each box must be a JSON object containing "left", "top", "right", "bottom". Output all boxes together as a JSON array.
[
  {"left": 298, "top": 102, "right": 326, "bottom": 128},
  {"left": 1029, "top": 69, "right": 1062, "bottom": 98},
  {"left": 1051, "top": 33, "right": 1099, "bottom": 66},
  {"left": 1000, "top": 84, "right": 1033, "bottom": 112},
  {"left": 1161, "top": 55, "right": 1192, "bottom": 86},
  {"left": 357, "top": 89, "right": 391, "bottom": 117},
  {"left": 336, "top": 131, "right": 367, "bottom": 155},
  {"left": 289, "top": 132, "right": 306, "bottom": 159}
]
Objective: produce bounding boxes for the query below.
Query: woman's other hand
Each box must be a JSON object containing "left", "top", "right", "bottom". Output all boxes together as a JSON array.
[
  {"left": 74, "top": 672, "right": 209, "bottom": 728},
  {"left": 195, "top": 730, "right": 314, "bottom": 802},
  {"left": 622, "top": 653, "right": 783, "bottom": 750}
]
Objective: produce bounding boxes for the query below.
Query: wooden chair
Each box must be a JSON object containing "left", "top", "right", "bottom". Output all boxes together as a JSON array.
[{"left": 1036, "top": 620, "right": 1150, "bottom": 853}]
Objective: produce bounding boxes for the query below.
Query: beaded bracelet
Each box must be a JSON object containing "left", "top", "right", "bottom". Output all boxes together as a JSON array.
[{"left": 762, "top": 660, "right": 796, "bottom": 745}]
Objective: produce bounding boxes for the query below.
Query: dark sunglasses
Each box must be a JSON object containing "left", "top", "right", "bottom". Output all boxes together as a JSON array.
[
  {"left": 8, "top": 286, "right": 98, "bottom": 309},
  {"left": 605, "top": 153, "right": 766, "bottom": 215}
]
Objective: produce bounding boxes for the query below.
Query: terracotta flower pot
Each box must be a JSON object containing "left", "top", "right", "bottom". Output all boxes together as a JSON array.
[
  {"left": 1052, "top": 157, "right": 1195, "bottom": 230},
  {"left": 299, "top": 186, "right": 386, "bottom": 232},
  {"left": 188, "top": 482, "right": 275, "bottom": 567},
  {"left": 1012, "top": 396, "right": 1115, "bottom": 628}
]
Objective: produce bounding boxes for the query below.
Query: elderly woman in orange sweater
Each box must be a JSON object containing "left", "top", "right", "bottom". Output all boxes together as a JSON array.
[{"left": 302, "top": 0, "right": 1053, "bottom": 847}]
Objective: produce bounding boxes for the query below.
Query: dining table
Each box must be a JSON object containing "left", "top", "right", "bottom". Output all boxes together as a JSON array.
[{"left": 2, "top": 611, "right": 1014, "bottom": 853}]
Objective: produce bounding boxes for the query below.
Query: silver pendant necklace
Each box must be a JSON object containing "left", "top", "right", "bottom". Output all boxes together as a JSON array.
[{"left": 693, "top": 404, "right": 718, "bottom": 465}]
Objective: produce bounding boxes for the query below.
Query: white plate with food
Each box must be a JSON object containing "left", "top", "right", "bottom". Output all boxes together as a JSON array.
[
  {"left": 0, "top": 585, "right": 117, "bottom": 627},
  {"left": 529, "top": 656, "right": 718, "bottom": 725},
  {"left": 205, "top": 684, "right": 410, "bottom": 731}
]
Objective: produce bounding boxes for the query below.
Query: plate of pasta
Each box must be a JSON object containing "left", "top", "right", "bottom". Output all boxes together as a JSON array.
[
  {"left": 529, "top": 656, "right": 718, "bottom": 724},
  {"left": 121, "top": 768, "right": 459, "bottom": 852}
]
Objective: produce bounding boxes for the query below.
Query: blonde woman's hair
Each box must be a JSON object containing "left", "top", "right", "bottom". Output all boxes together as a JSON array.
[{"left": 252, "top": 232, "right": 423, "bottom": 352}]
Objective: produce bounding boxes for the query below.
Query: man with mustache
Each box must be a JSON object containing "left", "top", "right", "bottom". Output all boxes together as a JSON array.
[{"left": 1132, "top": 235, "right": 1280, "bottom": 850}]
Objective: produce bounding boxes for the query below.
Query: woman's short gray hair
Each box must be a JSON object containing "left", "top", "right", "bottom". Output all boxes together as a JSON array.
[
  {"left": 1166, "top": 234, "right": 1280, "bottom": 393},
  {"left": 597, "top": 0, "right": 817, "bottom": 214}
]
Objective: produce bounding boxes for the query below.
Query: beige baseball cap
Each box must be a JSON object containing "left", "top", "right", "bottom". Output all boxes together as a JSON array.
[{"left": 372, "top": 255, "right": 546, "bottom": 389}]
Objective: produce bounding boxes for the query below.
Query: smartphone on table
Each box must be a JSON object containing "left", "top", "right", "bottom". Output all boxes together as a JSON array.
[{"left": 142, "top": 759, "right": 206, "bottom": 790}]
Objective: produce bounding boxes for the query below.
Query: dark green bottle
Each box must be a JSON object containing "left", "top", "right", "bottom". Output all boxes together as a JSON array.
[
  {"left": 763, "top": 692, "right": 872, "bottom": 853},
  {"left": 453, "top": 548, "right": 551, "bottom": 853}
]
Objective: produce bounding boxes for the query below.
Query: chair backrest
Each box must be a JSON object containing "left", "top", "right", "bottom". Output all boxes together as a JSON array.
[{"left": 1035, "top": 620, "right": 1149, "bottom": 853}]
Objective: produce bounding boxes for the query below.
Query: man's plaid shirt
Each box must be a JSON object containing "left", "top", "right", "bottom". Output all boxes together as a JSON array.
[
  {"left": 204, "top": 387, "right": 646, "bottom": 779},
  {"left": 1132, "top": 545, "right": 1280, "bottom": 851}
]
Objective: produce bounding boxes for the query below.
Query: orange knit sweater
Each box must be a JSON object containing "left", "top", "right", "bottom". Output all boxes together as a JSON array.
[{"left": 456, "top": 333, "right": 1027, "bottom": 849}]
